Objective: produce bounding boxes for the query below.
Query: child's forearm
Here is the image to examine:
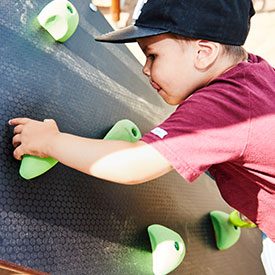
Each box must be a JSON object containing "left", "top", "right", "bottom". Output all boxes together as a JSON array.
[
  {"left": 9, "top": 117, "right": 172, "bottom": 184},
  {"left": 49, "top": 133, "right": 172, "bottom": 184}
]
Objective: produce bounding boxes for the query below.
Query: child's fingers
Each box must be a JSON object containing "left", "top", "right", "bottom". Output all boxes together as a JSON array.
[
  {"left": 12, "top": 134, "right": 22, "bottom": 148},
  {"left": 13, "top": 146, "right": 23, "bottom": 160},
  {"left": 9, "top": 118, "right": 30, "bottom": 126},
  {"left": 13, "top": 124, "right": 23, "bottom": 135}
]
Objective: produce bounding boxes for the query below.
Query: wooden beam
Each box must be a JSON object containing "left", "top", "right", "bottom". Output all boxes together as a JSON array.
[
  {"left": 0, "top": 260, "right": 50, "bottom": 275},
  {"left": 111, "top": 0, "right": 120, "bottom": 21}
]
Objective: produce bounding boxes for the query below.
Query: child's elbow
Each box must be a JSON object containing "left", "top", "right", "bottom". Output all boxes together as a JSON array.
[
  {"left": 90, "top": 164, "right": 152, "bottom": 185},
  {"left": 115, "top": 176, "right": 148, "bottom": 185}
]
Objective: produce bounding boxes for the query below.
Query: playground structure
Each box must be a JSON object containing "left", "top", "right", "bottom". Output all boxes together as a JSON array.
[{"left": 0, "top": 0, "right": 267, "bottom": 274}]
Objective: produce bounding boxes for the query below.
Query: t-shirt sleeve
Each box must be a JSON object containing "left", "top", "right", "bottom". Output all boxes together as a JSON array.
[{"left": 141, "top": 84, "right": 250, "bottom": 182}]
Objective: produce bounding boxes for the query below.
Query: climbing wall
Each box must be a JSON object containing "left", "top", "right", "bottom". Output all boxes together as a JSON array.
[{"left": 0, "top": 0, "right": 266, "bottom": 274}]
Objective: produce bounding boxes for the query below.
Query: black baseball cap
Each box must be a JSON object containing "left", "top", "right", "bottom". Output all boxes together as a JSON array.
[{"left": 95, "top": 0, "right": 255, "bottom": 46}]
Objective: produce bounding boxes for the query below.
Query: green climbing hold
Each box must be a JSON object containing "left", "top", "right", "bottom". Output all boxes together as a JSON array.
[
  {"left": 148, "top": 224, "right": 185, "bottom": 275},
  {"left": 229, "top": 210, "right": 257, "bottom": 228},
  {"left": 19, "top": 119, "right": 141, "bottom": 179},
  {"left": 37, "top": 0, "right": 79, "bottom": 42},
  {"left": 20, "top": 155, "right": 58, "bottom": 180},
  {"left": 103, "top": 119, "right": 142, "bottom": 142},
  {"left": 210, "top": 210, "right": 241, "bottom": 250}
]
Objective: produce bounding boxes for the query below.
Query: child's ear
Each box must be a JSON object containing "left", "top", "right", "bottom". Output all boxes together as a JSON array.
[{"left": 194, "top": 40, "right": 220, "bottom": 70}]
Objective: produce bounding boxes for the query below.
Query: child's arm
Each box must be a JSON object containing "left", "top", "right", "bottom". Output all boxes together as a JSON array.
[{"left": 9, "top": 118, "right": 173, "bottom": 184}]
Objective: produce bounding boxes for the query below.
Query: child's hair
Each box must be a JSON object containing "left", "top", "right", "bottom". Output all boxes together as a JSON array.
[
  {"left": 222, "top": 44, "right": 247, "bottom": 63},
  {"left": 171, "top": 33, "right": 247, "bottom": 63}
]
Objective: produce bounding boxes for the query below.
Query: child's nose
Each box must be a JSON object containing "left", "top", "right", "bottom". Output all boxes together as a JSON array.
[{"left": 142, "top": 59, "right": 151, "bottom": 77}]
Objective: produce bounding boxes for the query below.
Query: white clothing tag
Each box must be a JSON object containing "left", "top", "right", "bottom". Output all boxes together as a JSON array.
[{"left": 151, "top": 127, "right": 168, "bottom": 139}]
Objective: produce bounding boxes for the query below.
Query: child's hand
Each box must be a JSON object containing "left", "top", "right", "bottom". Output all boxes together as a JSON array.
[{"left": 9, "top": 118, "right": 60, "bottom": 160}]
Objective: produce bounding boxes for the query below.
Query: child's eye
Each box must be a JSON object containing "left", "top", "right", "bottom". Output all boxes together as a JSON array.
[{"left": 147, "top": 54, "right": 156, "bottom": 60}]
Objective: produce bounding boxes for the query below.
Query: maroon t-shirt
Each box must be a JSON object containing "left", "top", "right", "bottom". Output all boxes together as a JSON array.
[{"left": 142, "top": 53, "right": 275, "bottom": 241}]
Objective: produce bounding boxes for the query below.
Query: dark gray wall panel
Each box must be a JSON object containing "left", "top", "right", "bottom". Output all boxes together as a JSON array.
[{"left": 0, "top": 0, "right": 265, "bottom": 274}]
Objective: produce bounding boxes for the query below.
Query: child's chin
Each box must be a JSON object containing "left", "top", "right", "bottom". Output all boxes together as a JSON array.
[{"left": 162, "top": 97, "right": 178, "bottom": 106}]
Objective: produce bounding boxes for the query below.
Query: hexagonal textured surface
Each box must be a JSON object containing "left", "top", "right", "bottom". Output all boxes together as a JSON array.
[{"left": 0, "top": 1, "right": 266, "bottom": 274}]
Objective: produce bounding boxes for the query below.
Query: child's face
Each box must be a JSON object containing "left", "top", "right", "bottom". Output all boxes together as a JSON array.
[{"left": 138, "top": 34, "right": 200, "bottom": 105}]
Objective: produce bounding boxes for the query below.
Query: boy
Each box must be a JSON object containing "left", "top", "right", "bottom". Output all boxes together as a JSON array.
[{"left": 9, "top": 0, "right": 275, "bottom": 254}]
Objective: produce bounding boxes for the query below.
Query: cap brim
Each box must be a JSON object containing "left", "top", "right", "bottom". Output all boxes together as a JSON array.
[{"left": 95, "top": 25, "right": 169, "bottom": 43}]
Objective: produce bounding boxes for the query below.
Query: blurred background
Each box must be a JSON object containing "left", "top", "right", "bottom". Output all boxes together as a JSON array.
[{"left": 92, "top": 0, "right": 275, "bottom": 66}]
